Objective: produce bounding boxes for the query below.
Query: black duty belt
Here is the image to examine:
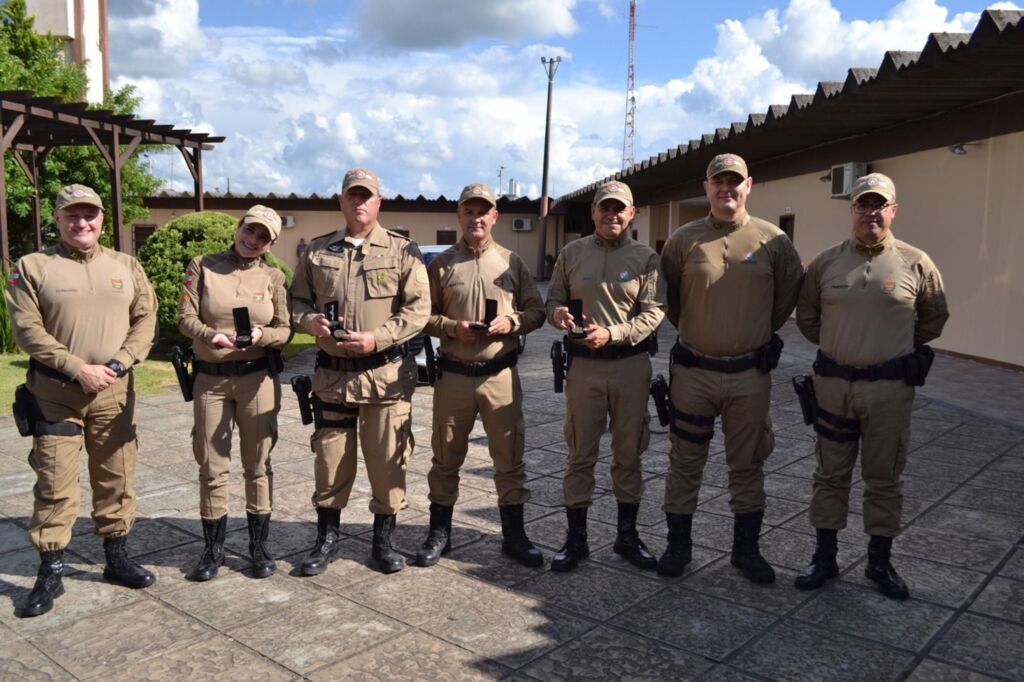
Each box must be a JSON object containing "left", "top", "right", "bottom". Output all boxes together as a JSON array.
[
  {"left": 672, "top": 344, "right": 759, "bottom": 373},
  {"left": 439, "top": 352, "right": 517, "bottom": 377},
  {"left": 194, "top": 356, "right": 269, "bottom": 377},
  {"left": 29, "top": 359, "right": 73, "bottom": 381},
  {"left": 317, "top": 345, "right": 406, "bottom": 372},
  {"left": 813, "top": 350, "right": 903, "bottom": 382},
  {"left": 565, "top": 341, "right": 649, "bottom": 361}
]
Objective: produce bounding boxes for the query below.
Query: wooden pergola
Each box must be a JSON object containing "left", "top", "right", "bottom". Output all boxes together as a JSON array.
[{"left": 0, "top": 90, "right": 224, "bottom": 267}]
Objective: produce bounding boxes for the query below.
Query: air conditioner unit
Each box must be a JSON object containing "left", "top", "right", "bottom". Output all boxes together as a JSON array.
[
  {"left": 281, "top": 215, "right": 296, "bottom": 228},
  {"left": 511, "top": 217, "right": 532, "bottom": 232},
  {"left": 830, "top": 162, "right": 868, "bottom": 198}
]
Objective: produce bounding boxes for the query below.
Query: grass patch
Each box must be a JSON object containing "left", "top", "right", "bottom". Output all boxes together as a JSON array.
[
  {"left": 0, "top": 352, "right": 178, "bottom": 415},
  {"left": 284, "top": 332, "right": 316, "bottom": 360}
]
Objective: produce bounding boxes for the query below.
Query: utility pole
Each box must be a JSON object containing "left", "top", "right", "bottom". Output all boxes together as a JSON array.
[
  {"left": 622, "top": 0, "right": 637, "bottom": 169},
  {"left": 537, "top": 55, "right": 561, "bottom": 278},
  {"left": 498, "top": 165, "right": 504, "bottom": 195}
]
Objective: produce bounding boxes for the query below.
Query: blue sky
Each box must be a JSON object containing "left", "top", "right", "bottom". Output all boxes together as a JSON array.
[{"left": 106, "top": 0, "right": 1017, "bottom": 199}]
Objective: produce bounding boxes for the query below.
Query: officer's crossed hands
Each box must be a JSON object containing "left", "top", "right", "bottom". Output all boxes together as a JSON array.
[
  {"left": 303, "top": 314, "right": 376, "bottom": 355},
  {"left": 74, "top": 364, "right": 117, "bottom": 394},
  {"left": 453, "top": 317, "right": 513, "bottom": 343},
  {"left": 552, "top": 307, "right": 610, "bottom": 350},
  {"left": 211, "top": 327, "right": 263, "bottom": 349}
]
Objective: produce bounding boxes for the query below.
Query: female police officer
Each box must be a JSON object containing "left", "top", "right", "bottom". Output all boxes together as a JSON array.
[{"left": 178, "top": 205, "right": 292, "bottom": 581}]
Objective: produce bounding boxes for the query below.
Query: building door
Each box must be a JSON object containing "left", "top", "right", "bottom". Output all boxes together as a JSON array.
[
  {"left": 133, "top": 224, "right": 156, "bottom": 254},
  {"left": 779, "top": 215, "right": 795, "bottom": 241}
]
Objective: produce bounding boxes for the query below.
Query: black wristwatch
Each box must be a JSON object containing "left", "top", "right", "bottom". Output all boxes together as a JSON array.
[{"left": 104, "top": 360, "right": 128, "bottom": 378}]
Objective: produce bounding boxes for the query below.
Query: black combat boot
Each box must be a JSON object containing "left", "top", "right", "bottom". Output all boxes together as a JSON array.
[
  {"left": 372, "top": 514, "right": 405, "bottom": 574},
  {"left": 657, "top": 513, "right": 693, "bottom": 577},
  {"left": 301, "top": 507, "right": 342, "bottom": 576},
  {"left": 865, "top": 535, "right": 909, "bottom": 599},
  {"left": 551, "top": 506, "right": 589, "bottom": 573},
  {"left": 613, "top": 502, "right": 657, "bottom": 570},
  {"left": 247, "top": 512, "right": 277, "bottom": 579},
  {"left": 499, "top": 504, "right": 544, "bottom": 567},
  {"left": 188, "top": 515, "right": 227, "bottom": 582},
  {"left": 103, "top": 535, "right": 156, "bottom": 589},
  {"left": 730, "top": 511, "right": 776, "bottom": 584},
  {"left": 414, "top": 503, "right": 453, "bottom": 567},
  {"left": 19, "top": 550, "right": 65, "bottom": 618},
  {"left": 794, "top": 528, "right": 839, "bottom": 590}
]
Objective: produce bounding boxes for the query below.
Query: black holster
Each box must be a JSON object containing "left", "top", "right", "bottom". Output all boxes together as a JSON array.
[
  {"left": 650, "top": 374, "right": 671, "bottom": 427},
  {"left": 550, "top": 340, "right": 567, "bottom": 393},
  {"left": 13, "top": 384, "right": 81, "bottom": 437},
  {"left": 291, "top": 375, "right": 314, "bottom": 425},
  {"left": 171, "top": 346, "right": 195, "bottom": 402},
  {"left": 424, "top": 336, "right": 440, "bottom": 385},
  {"left": 792, "top": 375, "right": 817, "bottom": 426},
  {"left": 267, "top": 349, "right": 285, "bottom": 377},
  {"left": 757, "top": 334, "right": 784, "bottom": 374},
  {"left": 902, "top": 345, "right": 935, "bottom": 387}
]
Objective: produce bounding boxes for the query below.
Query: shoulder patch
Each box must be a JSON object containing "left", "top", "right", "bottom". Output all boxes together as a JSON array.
[{"left": 6, "top": 266, "right": 21, "bottom": 287}]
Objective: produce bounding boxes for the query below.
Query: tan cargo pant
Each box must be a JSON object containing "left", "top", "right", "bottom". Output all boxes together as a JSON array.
[
  {"left": 563, "top": 353, "right": 651, "bottom": 508},
  {"left": 25, "top": 371, "right": 139, "bottom": 551},
  {"left": 428, "top": 366, "right": 528, "bottom": 506},
  {"left": 664, "top": 365, "right": 774, "bottom": 514},
  {"left": 311, "top": 392, "right": 414, "bottom": 516},
  {"left": 810, "top": 376, "right": 913, "bottom": 537},
  {"left": 192, "top": 370, "right": 280, "bottom": 519}
]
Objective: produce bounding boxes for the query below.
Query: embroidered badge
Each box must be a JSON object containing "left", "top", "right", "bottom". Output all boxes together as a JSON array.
[
  {"left": 742, "top": 251, "right": 756, "bottom": 263},
  {"left": 254, "top": 293, "right": 266, "bottom": 301},
  {"left": 377, "top": 272, "right": 387, "bottom": 282},
  {"left": 6, "top": 267, "right": 21, "bottom": 287},
  {"left": 111, "top": 277, "right": 124, "bottom": 290},
  {"left": 882, "top": 280, "right": 896, "bottom": 293},
  {"left": 618, "top": 270, "right": 632, "bottom": 281},
  {"left": 328, "top": 243, "right": 345, "bottom": 252},
  {"left": 180, "top": 292, "right": 190, "bottom": 302}
]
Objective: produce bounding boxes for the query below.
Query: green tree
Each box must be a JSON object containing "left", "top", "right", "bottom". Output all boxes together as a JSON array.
[
  {"left": 1, "top": 0, "right": 163, "bottom": 259},
  {"left": 137, "top": 211, "right": 293, "bottom": 345}
]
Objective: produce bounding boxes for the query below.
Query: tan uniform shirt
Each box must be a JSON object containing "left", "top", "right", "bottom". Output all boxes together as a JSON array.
[
  {"left": 289, "top": 222, "right": 430, "bottom": 402},
  {"left": 797, "top": 233, "right": 948, "bottom": 366},
  {"left": 546, "top": 233, "right": 665, "bottom": 345},
  {"left": 177, "top": 249, "right": 291, "bottom": 363},
  {"left": 5, "top": 242, "right": 157, "bottom": 378},
  {"left": 425, "top": 238, "right": 545, "bottom": 362},
  {"left": 661, "top": 213, "right": 803, "bottom": 357}
]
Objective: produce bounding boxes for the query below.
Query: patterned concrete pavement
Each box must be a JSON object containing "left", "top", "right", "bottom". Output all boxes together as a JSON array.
[{"left": 1, "top": 319, "right": 1022, "bottom": 680}]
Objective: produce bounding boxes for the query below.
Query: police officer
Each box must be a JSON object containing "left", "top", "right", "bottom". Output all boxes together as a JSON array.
[
  {"left": 290, "top": 168, "right": 430, "bottom": 574},
  {"left": 546, "top": 180, "right": 665, "bottom": 573},
  {"left": 177, "top": 205, "right": 292, "bottom": 582},
  {"left": 416, "top": 183, "right": 546, "bottom": 568},
  {"left": 659, "top": 154, "right": 803, "bottom": 582},
  {"left": 5, "top": 184, "right": 158, "bottom": 617},
  {"left": 794, "top": 173, "right": 947, "bottom": 599}
]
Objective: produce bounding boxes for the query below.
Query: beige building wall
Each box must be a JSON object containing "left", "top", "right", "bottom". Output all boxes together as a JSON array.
[
  {"left": 143, "top": 205, "right": 550, "bottom": 275},
  {"left": 745, "top": 131, "right": 1024, "bottom": 367},
  {"left": 27, "top": 0, "right": 106, "bottom": 103}
]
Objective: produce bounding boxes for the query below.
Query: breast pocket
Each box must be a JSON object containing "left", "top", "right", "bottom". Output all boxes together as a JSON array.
[
  {"left": 310, "top": 256, "right": 343, "bottom": 299},
  {"left": 364, "top": 258, "right": 399, "bottom": 299}
]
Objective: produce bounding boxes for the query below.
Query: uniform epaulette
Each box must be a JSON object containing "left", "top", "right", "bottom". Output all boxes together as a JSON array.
[
  {"left": 384, "top": 228, "right": 411, "bottom": 242},
  {"left": 309, "top": 229, "right": 339, "bottom": 245}
]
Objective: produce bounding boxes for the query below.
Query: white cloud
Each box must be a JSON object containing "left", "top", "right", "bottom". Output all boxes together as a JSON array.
[
  {"left": 352, "top": 0, "right": 579, "bottom": 49},
  {"left": 108, "top": 0, "right": 1017, "bottom": 202}
]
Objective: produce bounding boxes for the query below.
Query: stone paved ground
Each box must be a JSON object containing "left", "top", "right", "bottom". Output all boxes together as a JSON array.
[{"left": 1, "top": 319, "right": 1022, "bottom": 681}]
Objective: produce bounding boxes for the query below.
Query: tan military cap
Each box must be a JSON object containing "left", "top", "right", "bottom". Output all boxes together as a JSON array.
[
  {"left": 55, "top": 184, "right": 104, "bottom": 211},
  {"left": 706, "top": 153, "right": 749, "bottom": 180},
  {"left": 850, "top": 173, "right": 896, "bottom": 203},
  {"left": 457, "top": 183, "right": 497, "bottom": 207},
  {"left": 341, "top": 168, "right": 380, "bottom": 196},
  {"left": 242, "top": 204, "right": 282, "bottom": 240},
  {"left": 592, "top": 180, "right": 634, "bottom": 207}
]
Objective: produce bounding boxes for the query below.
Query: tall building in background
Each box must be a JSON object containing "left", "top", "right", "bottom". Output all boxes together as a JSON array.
[{"left": 25, "top": 0, "right": 109, "bottom": 103}]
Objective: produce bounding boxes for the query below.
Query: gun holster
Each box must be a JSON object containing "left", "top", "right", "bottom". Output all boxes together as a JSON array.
[
  {"left": 424, "top": 336, "right": 440, "bottom": 385},
  {"left": 902, "top": 345, "right": 935, "bottom": 387},
  {"left": 13, "top": 384, "right": 82, "bottom": 437},
  {"left": 792, "top": 374, "right": 817, "bottom": 426},
  {"left": 649, "top": 374, "right": 671, "bottom": 427},
  {"left": 550, "top": 340, "right": 567, "bottom": 393},
  {"left": 757, "top": 334, "right": 784, "bottom": 374},
  {"left": 171, "top": 346, "right": 196, "bottom": 402},
  {"left": 291, "top": 375, "right": 314, "bottom": 425},
  {"left": 266, "top": 349, "right": 285, "bottom": 377}
]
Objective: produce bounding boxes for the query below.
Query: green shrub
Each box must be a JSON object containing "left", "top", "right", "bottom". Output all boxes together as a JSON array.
[
  {"left": 0, "top": 288, "right": 17, "bottom": 354},
  {"left": 137, "top": 211, "right": 293, "bottom": 345}
]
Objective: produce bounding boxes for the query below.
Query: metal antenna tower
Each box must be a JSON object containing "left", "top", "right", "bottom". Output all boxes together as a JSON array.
[{"left": 621, "top": 0, "right": 637, "bottom": 169}]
